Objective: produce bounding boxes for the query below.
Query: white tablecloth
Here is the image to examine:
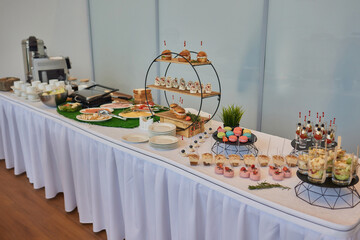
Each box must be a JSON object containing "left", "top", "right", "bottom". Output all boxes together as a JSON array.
[{"left": 1, "top": 92, "right": 360, "bottom": 240}]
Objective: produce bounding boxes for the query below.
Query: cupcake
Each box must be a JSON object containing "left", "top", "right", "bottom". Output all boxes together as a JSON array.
[
  {"left": 202, "top": 153, "right": 213, "bottom": 166},
  {"left": 190, "top": 84, "right": 197, "bottom": 94},
  {"left": 188, "top": 154, "right": 199, "bottom": 166},
  {"left": 229, "top": 154, "right": 241, "bottom": 167},
  {"left": 224, "top": 167, "right": 234, "bottom": 178},
  {"left": 172, "top": 78, "right": 179, "bottom": 88},
  {"left": 239, "top": 167, "right": 250, "bottom": 178}
]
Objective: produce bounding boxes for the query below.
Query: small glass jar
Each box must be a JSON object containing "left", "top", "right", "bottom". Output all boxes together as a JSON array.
[{"left": 308, "top": 155, "right": 327, "bottom": 184}]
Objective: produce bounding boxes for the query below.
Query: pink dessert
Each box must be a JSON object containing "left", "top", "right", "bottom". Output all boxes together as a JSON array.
[
  {"left": 248, "top": 164, "right": 258, "bottom": 173},
  {"left": 268, "top": 165, "right": 278, "bottom": 176},
  {"left": 239, "top": 136, "right": 248, "bottom": 143},
  {"left": 224, "top": 167, "right": 234, "bottom": 178},
  {"left": 229, "top": 135, "right": 238, "bottom": 142},
  {"left": 272, "top": 170, "right": 284, "bottom": 181},
  {"left": 250, "top": 169, "right": 261, "bottom": 181},
  {"left": 239, "top": 167, "right": 250, "bottom": 178},
  {"left": 283, "top": 167, "right": 292, "bottom": 178},
  {"left": 215, "top": 164, "right": 224, "bottom": 175}
]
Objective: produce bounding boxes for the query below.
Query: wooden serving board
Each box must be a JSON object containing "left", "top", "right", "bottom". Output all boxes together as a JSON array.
[
  {"left": 155, "top": 58, "right": 211, "bottom": 66},
  {"left": 155, "top": 111, "right": 206, "bottom": 138},
  {"left": 147, "top": 85, "right": 220, "bottom": 99}
]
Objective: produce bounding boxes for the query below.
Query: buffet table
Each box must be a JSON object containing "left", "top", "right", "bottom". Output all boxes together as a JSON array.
[{"left": 1, "top": 91, "right": 360, "bottom": 240}]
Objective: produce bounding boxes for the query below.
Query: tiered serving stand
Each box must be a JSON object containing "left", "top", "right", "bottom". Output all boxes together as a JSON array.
[{"left": 144, "top": 51, "right": 221, "bottom": 137}]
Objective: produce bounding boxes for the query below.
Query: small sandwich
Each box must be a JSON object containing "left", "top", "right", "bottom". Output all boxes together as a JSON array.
[
  {"left": 229, "top": 154, "right": 241, "bottom": 167},
  {"left": 215, "top": 154, "right": 226, "bottom": 165},
  {"left": 258, "top": 155, "right": 270, "bottom": 167},
  {"left": 170, "top": 103, "right": 178, "bottom": 113},
  {"left": 197, "top": 51, "right": 208, "bottom": 63},
  {"left": 272, "top": 155, "right": 285, "bottom": 167},
  {"left": 244, "top": 154, "right": 256, "bottom": 167},
  {"left": 178, "top": 49, "right": 191, "bottom": 62},
  {"left": 286, "top": 155, "right": 298, "bottom": 167},
  {"left": 202, "top": 153, "right": 213, "bottom": 166},
  {"left": 161, "top": 49, "right": 172, "bottom": 60},
  {"left": 188, "top": 154, "right": 199, "bottom": 166},
  {"left": 174, "top": 106, "right": 186, "bottom": 119}
]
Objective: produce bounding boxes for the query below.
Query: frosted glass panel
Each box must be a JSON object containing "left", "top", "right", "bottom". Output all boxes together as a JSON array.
[
  {"left": 262, "top": 0, "right": 360, "bottom": 152},
  {"left": 157, "top": 0, "right": 267, "bottom": 128},
  {"left": 89, "top": 0, "right": 157, "bottom": 94}
]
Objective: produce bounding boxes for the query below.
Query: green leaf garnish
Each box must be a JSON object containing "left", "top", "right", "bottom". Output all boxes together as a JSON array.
[{"left": 248, "top": 181, "right": 290, "bottom": 190}]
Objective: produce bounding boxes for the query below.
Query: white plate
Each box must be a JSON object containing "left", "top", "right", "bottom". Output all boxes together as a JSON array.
[
  {"left": 80, "top": 107, "right": 114, "bottom": 114},
  {"left": 148, "top": 123, "right": 176, "bottom": 133},
  {"left": 100, "top": 103, "right": 133, "bottom": 109},
  {"left": 76, "top": 114, "right": 112, "bottom": 122},
  {"left": 121, "top": 134, "right": 149, "bottom": 143},
  {"left": 149, "top": 135, "right": 178, "bottom": 145}
]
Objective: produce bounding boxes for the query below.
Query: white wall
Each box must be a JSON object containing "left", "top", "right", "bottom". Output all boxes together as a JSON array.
[
  {"left": 0, "top": 0, "right": 92, "bottom": 81},
  {"left": 262, "top": 0, "right": 360, "bottom": 152}
]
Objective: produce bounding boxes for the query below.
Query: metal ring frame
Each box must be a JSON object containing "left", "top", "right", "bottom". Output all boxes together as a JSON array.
[{"left": 144, "top": 51, "right": 222, "bottom": 131}]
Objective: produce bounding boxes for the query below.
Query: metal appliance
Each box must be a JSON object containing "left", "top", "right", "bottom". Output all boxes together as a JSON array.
[{"left": 21, "top": 36, "right": 71, "bottom": 83}]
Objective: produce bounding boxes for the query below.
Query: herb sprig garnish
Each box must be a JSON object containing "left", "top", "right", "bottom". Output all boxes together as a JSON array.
[{"left": 248, "top": 181, "right": 290, "bottom": 190}]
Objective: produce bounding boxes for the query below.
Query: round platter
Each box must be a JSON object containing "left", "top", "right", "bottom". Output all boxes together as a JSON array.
[
  {"left": 121, "top": 133, "right": 149, "bottom": 143},
  {"left": 291, "top": 139, "right": 337, "bottom": 151},
  {"left": 80, "top": 107, "right": 114, "bottom": 114},
  {"left": 100, "top": 103, "right": 133, "bottom": 109},
  {"left": 76, "top": 115, "right": 112, "bottom": 122},
  {"left": 119, "top": 111, "right": 152, "bottom": 119},
  {"left": 212, "top": 131, "right": 257, "bottom": 146},
  {"left": 296, "top": 171, "right": 359, "bottom": 188}
]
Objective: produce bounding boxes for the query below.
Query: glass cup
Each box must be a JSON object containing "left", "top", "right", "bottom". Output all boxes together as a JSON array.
[
  {"left": 215, "top": 154, "right": 226, "bottom": 166},
  {"left": 201, "top": 153, "right": 213, "bottom": 166},
  {"left": 332, "top": 153, "right": 354, "bottom": 186},
  {"left": 298, "top": 151, "right": 310, "bottom": 175},
  {"left": 307, "top": 154, "right": 327, "bottom": 184}
]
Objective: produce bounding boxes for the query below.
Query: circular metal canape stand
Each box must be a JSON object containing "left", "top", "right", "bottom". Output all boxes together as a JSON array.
[
  {"left": 144, "top": 51, "right": 221, "bottom": 131},
  {"left": 294, "top": 171, "right": 360, "bottom": 209}
]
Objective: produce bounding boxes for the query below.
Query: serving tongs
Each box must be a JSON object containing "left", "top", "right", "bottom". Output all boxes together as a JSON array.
[{"left": 99, "top": 110, "right": 127, "bottom": 121}]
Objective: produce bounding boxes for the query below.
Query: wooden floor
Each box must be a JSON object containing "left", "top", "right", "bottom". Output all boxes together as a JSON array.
[{"left": 0, "top": 159, "right": 107, "bottom": 240}]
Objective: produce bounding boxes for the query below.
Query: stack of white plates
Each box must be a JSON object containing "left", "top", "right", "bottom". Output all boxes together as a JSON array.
[
  {"left": 148, "top": 122, "right": 176, "bottom": 137},
  {"left": 149, "top": 135, "right": 179, "bottom": 150}
]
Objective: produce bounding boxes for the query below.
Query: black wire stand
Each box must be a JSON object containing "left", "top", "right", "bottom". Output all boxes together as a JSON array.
[
  {"left": 294, "top": 171, "right": 360, "bottom": 209},
  {"left": 211, "top": 131, "right": 258, "bottom": 158},
  {"left": 144, "top": 51, "right": 221, "bottom": 131}
]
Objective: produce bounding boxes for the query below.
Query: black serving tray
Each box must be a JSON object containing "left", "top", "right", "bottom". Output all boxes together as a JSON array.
[
  {"left": 296, "top": 171, "right": 359, "bottom": 188},
  {"left": 212, "top": 131, "right": 257, "bottom": 146}
]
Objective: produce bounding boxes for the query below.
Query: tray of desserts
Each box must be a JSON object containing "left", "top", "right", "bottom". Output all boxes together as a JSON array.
[
  {"left": 212, "top": 126, "right": 257, "bottom": 146},
  {"left": 296, "top": 171, "right": 359, "bottom": 188}
]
